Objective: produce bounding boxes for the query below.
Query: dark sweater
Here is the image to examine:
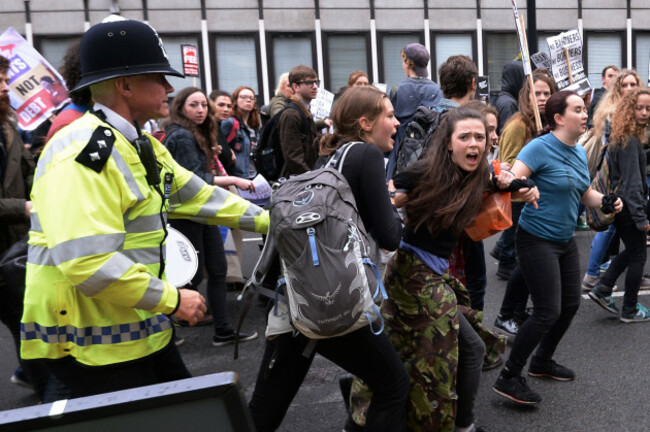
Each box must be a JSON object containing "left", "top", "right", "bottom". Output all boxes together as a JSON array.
[
  {"left": 609, "top": 136, "right": 649, "bottom": 228},
  {"left": 316, "top": 143, "right": 402, "bottom": 251}
]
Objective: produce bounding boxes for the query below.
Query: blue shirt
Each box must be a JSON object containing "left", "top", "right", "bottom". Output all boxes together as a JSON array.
[{"left": 517, "top": 132, "right": 590, "bottom": 242}]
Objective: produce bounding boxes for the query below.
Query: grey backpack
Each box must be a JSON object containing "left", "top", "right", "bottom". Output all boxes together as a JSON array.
[{"left": 248, "top": 142, "right": 386, "bottom": 339}]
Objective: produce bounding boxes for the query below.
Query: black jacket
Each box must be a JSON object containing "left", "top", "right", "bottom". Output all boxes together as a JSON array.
[
  {"left": 493, "top": 61, "right": 525, "bottom": 135},
  {"left": 609, "top": 136, "right": 649, "bottom": 229},
  {"left": 0, "top": 115, "right": 34, "bottom": 257}
]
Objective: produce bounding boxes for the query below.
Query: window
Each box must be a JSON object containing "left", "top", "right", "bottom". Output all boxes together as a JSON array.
[
  {"left": 160, "top": 35, "right": 203, "bottom": 96},
  {"left": 535, "top": 31, "right": 556, "bottom": 60},
  {"left": 214, "top": 34, "right": 259, "bottom": 95},
  {"left": 379, "top": 33, "right": 422, "bottom": 89},
  {"left": 433, "top": 33, "right": 473, "bottom": 82},
  {"left": 585, "top": 33, "right": 623, "bottom": 88},
  {"left": 38, "top": 37, "right": 79, "bottom": 71},
  {"left": 485, "top": 33, "right": 519, "bottom": 92},
  {"left": 325, "top": 34, "right": 369, "bottom": 92},
  {"left": 635, "top": 33, "right": 650, "bottom": 86},
  {"left": 271, "top": 34, "right": 314, "bottom": 89}
]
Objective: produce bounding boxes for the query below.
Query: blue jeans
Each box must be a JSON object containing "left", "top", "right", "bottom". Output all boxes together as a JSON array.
[{"left": 586, "top": 224, "right": 616, "bottom": 277}]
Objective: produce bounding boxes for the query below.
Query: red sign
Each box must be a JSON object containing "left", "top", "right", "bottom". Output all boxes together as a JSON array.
[{"left": 181, "top": 44, "right": 199, "bottom": 77}]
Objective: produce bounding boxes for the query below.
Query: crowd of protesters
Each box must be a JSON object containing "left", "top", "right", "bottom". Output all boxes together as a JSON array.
[{"left": 2, "top": 16, "right": 650, "bottom": 432}]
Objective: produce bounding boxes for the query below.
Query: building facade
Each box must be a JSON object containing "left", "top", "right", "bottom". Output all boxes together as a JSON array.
[{"left": 1, "top": 0, "right": 649, "bottom": 103}]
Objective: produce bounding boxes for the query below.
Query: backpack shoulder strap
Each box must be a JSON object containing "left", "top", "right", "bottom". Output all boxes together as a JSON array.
[
  {"left": 284, "top": 101, "right": 312, "bottom": 136},
  {"left": 326, "top": 141, "right": 362, "bottom": 172},
  {"left": 226, "top": 117, "right": 241, "bottom": 144}
]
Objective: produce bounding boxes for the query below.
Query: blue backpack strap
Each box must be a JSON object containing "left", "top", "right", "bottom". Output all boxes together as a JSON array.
[{"left": 366, "top": 305, "right": 385, "bottom": 335}]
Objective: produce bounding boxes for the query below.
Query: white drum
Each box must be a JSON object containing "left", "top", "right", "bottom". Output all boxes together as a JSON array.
[{"left": 165, "top": 226, "right": 199, "bottom": 287}]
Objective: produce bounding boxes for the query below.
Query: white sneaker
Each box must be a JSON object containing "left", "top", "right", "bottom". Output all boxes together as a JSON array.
[
  {"left": 582, "top": 274, "right": 599, "bottom": 292},
  {"left": 582, "top": 273, "right": 617, "bottom": 292}
]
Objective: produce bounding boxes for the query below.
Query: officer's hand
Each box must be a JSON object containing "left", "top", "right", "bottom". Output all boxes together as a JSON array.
[
  {"left": 25, "top": 201, "right": 33, "bottom": 217},
  {"left": 174, "top": 289, "right": 207, "bottom": 326}
]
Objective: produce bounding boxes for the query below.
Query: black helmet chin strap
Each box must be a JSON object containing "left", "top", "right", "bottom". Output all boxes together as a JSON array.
[{"left": 133, "top": 121, "right": 168, "bottom": 279}]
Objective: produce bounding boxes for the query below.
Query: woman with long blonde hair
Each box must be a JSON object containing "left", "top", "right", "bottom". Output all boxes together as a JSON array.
[{"left": 588, "top": 87, "right": 650, "bottom": 322}]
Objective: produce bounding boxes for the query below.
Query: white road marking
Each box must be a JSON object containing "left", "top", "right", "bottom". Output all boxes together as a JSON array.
[{"left": 582, "top": 290, "right": 650, "bottom": 300}]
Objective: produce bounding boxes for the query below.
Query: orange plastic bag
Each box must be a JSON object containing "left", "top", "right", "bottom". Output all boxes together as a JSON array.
[{"left": 465, "top": 192, "right": 512, "bottom": 241}]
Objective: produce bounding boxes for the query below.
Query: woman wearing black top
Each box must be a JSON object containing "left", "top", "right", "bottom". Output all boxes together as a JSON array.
[
  {"left": 382, "top": 108, "right": 537, "bottom": 431},
  {"left": 248, "top": 86, "right": 409, "bottom": 432}
]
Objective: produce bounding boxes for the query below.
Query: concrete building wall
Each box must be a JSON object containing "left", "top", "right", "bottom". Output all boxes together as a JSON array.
[{"left": 2, "top": 1, "right": 649, "bottom": 98}]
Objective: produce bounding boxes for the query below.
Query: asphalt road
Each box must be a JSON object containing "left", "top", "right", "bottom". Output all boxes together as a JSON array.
[{"left": 1, "top": 230, "right": 649, "bottom": 431}]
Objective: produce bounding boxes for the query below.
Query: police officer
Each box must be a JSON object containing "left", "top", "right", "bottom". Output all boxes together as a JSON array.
[{"left": 20, "top": 19, "right": 269, "bottom": 398}]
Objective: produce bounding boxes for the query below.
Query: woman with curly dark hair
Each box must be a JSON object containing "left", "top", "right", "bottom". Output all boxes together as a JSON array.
[
  {"left": 163, "top": 87, "right": 258, "bottom": 346},
  {"left": 588, "top": 87, "right": 650, "bottom": 322}
]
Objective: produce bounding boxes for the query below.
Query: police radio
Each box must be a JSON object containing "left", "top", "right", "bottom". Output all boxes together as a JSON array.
[{"left": 133, "top": 121, "right": 161, "bottom": 186}]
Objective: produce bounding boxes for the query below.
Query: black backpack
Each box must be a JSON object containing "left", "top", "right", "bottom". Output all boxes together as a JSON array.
[
  {"left": 253, "top": 102, "right": 310, "bottom": 182},
  {"left": 394, "top": 106, "right": 446, "bottom": 176}
]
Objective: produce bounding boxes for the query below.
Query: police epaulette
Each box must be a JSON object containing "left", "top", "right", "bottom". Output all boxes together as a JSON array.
[{"left": 75, "top": 126, "right": 116, "bottom": 173}]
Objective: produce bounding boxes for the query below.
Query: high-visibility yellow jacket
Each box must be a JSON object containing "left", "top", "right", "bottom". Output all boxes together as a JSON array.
[{"left": 21, "top": 113, "right": 268, "bottom": 366}]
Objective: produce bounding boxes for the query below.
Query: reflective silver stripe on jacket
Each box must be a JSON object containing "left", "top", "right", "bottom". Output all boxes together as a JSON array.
[
  {"left": 111, "top": 147, "right": 145, "bottom": 202},
  {"left": 194, "top": 186, "right": 229, "bottom": 217},
  {"left": 30, "top": 212, "right": 42, "bottom": 233},
  {"left": 123, "top": 211, "right": 167, "bottom": 234},
  {"left": 168, "top": 175, "right": 204, "bottom": 208},
  {"left": 122, "top": 247, "right": 163, "bottom": 265},
  {"left": 28, "top": 233, "right": 126, "bottom": 266},
  {"left": 133, "top": 277, "right": 165, "bottom": 310},
  {"left": 34, "top": 128, "right": 93, "bottom": 182},
  {"left": 76, "top": 253, "right": 134, "bottom": 297},
  {"left": 239, "top": 205, "right": 265, "bottom": 231},
  {"left": 21, "top": 314, "right": 172, "bottom": 346}
]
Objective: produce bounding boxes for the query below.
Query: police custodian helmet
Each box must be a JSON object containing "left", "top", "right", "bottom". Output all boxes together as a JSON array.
[{"left": 72, "top": 19, "right": 183, "bottom": 91}]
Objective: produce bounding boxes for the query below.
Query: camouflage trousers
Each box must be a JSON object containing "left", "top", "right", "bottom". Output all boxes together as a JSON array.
[{"left": 350, "top": 249, "right": 506, "bottom": 431}]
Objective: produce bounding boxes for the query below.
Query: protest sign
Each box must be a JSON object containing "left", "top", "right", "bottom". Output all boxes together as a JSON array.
[
  {"left": 237, "top": 174, "right": 272, "bottom": 207},
  {"left": 0, "top": 27, "right": 69, "bottom": 131},
  {"left": 310, "top": 87, "right": 334, "bottom": 120},
  {"left": 531, "top": 51, "right": 553, "bottom": 75},
  {"left": 546, "top": 29, "right": 591, "bottom": 96},
  {"left": 181, "top": 44, "right": 199, "bottom": 77},
  {"left": 476, "top": 76, "right": 490, "bottom": 103}
]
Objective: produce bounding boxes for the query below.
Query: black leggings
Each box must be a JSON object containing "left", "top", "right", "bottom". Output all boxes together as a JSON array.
[
  {"left": 249, "top": 328, "right": 410, "bottom": 432},
  {"left": 170, "top": 219, "right": 230, "bottom": 334},
  {"left": 599, "top": 208, "right": 647, "bottom": 310},
  {"left": 505, "top": 228, "right": 581, "bottom": 375},
  {"left": 456, "top": 312, "right": 486, "bottom": 428}
]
